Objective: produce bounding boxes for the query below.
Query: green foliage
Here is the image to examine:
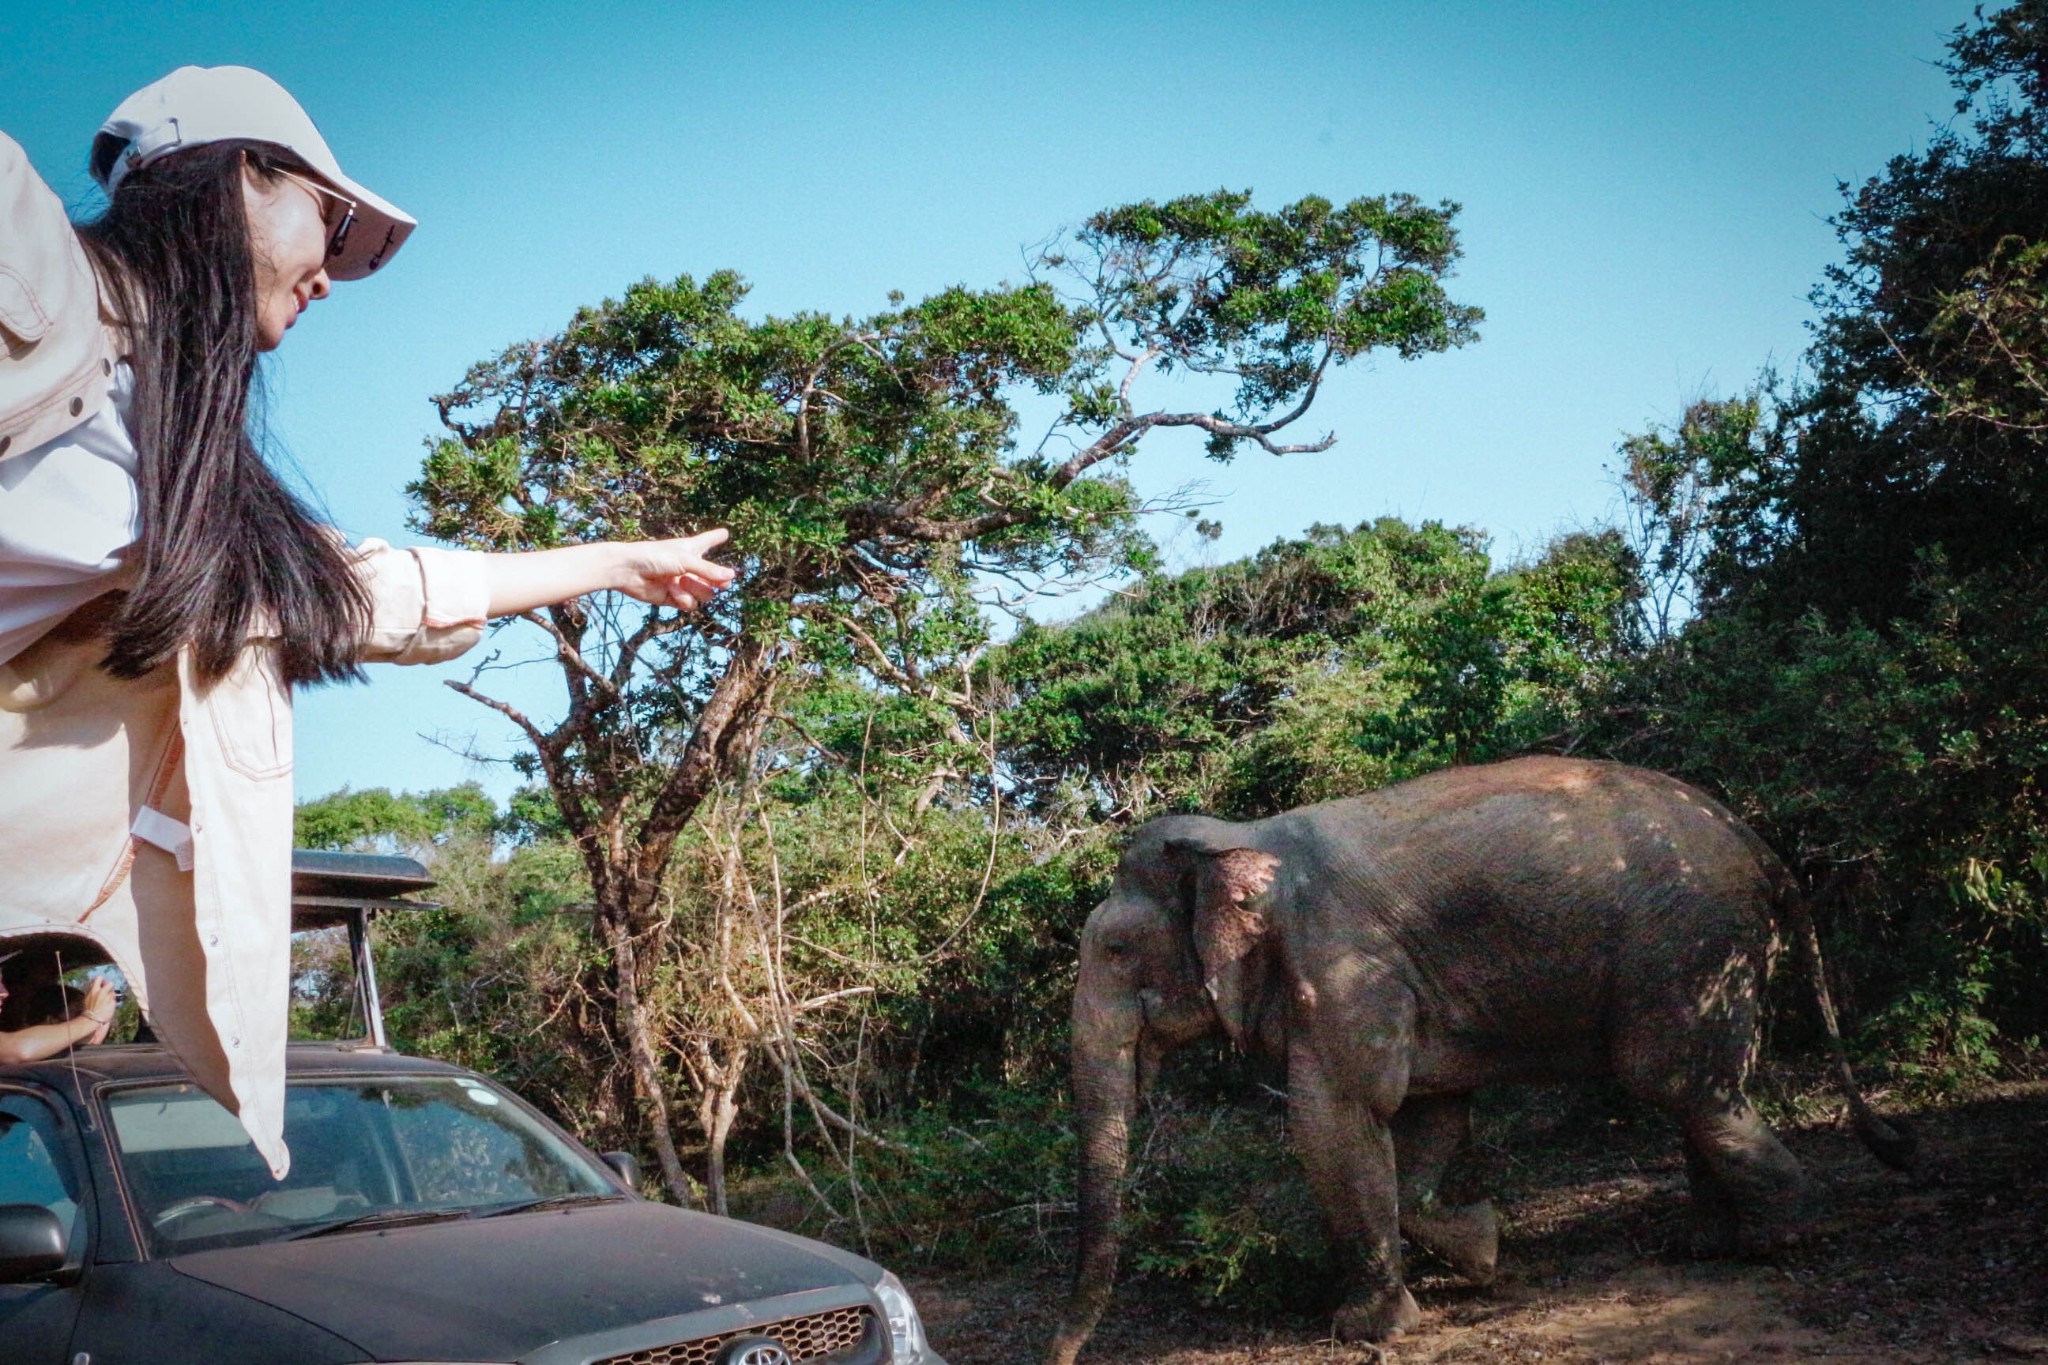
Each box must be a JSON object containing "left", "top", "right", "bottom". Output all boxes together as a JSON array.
[
  {"left": 762, "top": 1075, "right": 1325, "bottom": 1315},
  {"left": 366, "top": 835, "right": 622, "bottom": 1140},
  {"left": 399, "top": 186, "right": 1483, "bottom": 1203},
  {"left": 1360, "top": 528, "right": 1640, "bottom": 769},
  {"left": 1614, "top": 394, "right": 1785, "bottom": 638},
  {"left": 1132, "top": 1206, "right": 1286, "bottom": 1306},
  {"left": 1865, "top": 937, "right": 2005, "bottom": 1095},
  {"left": 994, "top": 518, "right": 1640, "bottom": 821},
  {"left": 1598, "top": 551, "right": 2048, "bottom": 1046},
  {"left": 1904, "top": 4, "right": 2048, "bottom": 444},
  {"left": 411, "top": 189, "right": 1482, "bottom": 777},
  {"left": 1765, "top": 1, "right": 2048, "bottom": 626},
  {"left": 1920, "top": 235, "right": 2048, "bottom": 434},
  {"left": 1117, "top": 1097, "right": 1326, "bottom": 1313},
  {"left": 765, "top": 1084, "right": 1079, "bottom": 1268},
  {"left": 1594, "top": 4, "right": 2048, "bottom": 1053},
  {"left": 294, "top": 783, "right": 499, "bottom": 852},
  {"left": 1057, "top": 189, "right": 1482, "bottom": 450}
]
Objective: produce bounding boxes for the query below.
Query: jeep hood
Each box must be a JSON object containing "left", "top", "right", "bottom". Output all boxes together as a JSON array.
[{"left": 169, "top": 1199, "right": 880, "bottom": 1361}]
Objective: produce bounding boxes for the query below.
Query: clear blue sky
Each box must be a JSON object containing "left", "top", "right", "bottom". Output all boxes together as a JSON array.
[{"left": 1, "top": 0, "right": 1973, "bottom": 807}]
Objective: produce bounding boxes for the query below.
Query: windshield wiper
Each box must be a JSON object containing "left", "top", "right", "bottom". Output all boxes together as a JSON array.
[
  {"left": 287, "top": 1206, "right": 481, "bottom": 1240},
  {"left": 473, "top": 1192, "right": 622, "bottom": 1219},
  {"left": 287, "top": 1192, "right": 620, "bottom": 1239}
]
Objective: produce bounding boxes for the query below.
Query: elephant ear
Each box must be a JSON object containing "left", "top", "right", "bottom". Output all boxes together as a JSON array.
[{"left": 1167, "top": 839, "right": 1282, "bottom": 1047}]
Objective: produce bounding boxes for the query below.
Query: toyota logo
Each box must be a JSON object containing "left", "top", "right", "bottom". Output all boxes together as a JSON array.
[{"left": 717, "top": 1337, "right": 793, "bottom": 1365}]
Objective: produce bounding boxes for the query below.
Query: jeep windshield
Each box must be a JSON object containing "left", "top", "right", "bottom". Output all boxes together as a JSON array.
[{"left": 105, "top": 1075, "right": 620, "bottom": 1256}]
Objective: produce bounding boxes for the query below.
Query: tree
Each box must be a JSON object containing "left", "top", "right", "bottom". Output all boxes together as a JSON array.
[
  {"left": 1598, "top": 2, "right": 2048, "bottom": 1061},
  {"left": 408, "top": 189, "right": 1482, "bottom": 1200},
  {"left": 991, "top": 518, "right": 1640, "bottom": 821},
  {"left": 1762, "top": 1, "right": 2048, "bottom": 626},
  {"left": 1883, "top": 6, "right": 2048, "bottom": 444},
  {"left": 293, "top": 783, "right": 499, "bottom": 854},
  {"left": 1613, "top": 393, "right": 1785, "bottom": 641}
]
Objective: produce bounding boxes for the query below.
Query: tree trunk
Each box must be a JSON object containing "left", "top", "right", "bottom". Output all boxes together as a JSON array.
[
  {"left": 697, "top": 1042, "right": 749, "bottom": 1216},
  {"left": 602, "top": 906, "right": 698, "bottom": 1208}
]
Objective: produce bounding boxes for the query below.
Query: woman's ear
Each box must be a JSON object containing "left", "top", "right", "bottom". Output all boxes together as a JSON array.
[{"left": 1165, "top": 838, "right": 1281, "bottom": 1046}]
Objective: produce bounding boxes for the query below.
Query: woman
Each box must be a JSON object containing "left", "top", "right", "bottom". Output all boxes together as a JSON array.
[
  {"left": 0, "top": 66, "right": 732, "bottom": 1174},
  {"left": 0, "top": 955, "right": 116, "bottom": 1064}
]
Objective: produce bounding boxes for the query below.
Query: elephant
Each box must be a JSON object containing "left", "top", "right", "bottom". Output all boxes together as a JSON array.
[{"left": 1046, "top": 756, "right": 1914, "bottom": 1364}]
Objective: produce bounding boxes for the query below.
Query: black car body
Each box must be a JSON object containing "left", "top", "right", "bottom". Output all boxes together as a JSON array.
[{"left": 0, "top": 855, "right": 943, "bottom": 1365}]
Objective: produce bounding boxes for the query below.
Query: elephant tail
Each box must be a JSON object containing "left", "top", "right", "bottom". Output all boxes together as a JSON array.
[{"left": 1776, "top": 868, "right": 1919, "bottom": 1172}]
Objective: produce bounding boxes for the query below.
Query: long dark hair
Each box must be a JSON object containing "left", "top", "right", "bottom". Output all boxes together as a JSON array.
[{"left": 77, "top": 136, "right": 368, "bottom": 687}]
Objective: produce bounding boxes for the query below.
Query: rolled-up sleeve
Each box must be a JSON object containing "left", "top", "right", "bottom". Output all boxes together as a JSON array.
[{"left": 350, "top": 539, "right": 488, "bottom": 664}]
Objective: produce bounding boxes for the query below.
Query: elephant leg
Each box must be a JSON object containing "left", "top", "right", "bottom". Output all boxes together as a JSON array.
[
  {"left": 1682, "top": 1133, "right": 1739, "bottom": 1257},
  {"left": 1613, "top": 1007, "right": 1809, "bottom": 1257},
  {"left": 1288, "top": 1047, "right": 1420, "bottom": 1343},
  {"left": 1677, "top": 1104, "right": 1809, "bottom": 1256},
  {"left": 1612, "top": 929, "right": 1812, "bottom": 1258},
  {"left": 1391, "top": 1094, "right": 1498, "bottom": 1285}
]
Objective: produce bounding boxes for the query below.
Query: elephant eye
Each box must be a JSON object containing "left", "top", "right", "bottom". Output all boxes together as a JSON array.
[{"left": 1101, "top": 941, "right": 1130, "bottom": 961}]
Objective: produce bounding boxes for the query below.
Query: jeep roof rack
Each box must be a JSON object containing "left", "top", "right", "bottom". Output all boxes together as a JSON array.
[{"left": 291, "top": 850, "right": 436, "bottom": 1048}]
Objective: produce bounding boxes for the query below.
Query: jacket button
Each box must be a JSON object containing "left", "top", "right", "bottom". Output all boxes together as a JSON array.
[
  {"left": 0, "top": 436, "right": 9, "bottom": 457},
  {"left": 69, "top": 396, "right": 84, "bottom": 416},
  {"left": 102, "top": 357, "right": 113, "bottom": 375}
]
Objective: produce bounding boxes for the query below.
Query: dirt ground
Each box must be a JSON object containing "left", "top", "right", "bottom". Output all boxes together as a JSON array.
[{"left": 906, "top": 1081, "right": 2047, "bottom": 1364}]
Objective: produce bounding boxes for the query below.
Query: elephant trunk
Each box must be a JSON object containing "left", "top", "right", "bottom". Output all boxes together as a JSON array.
[{"left": 1046, "top": 976, "right": 1142, "bottom": 1365}]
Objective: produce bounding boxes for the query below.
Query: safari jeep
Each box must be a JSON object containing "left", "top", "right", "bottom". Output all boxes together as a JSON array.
[{"left": 0, "top": 851, "right": 943, "bottom": 1365}]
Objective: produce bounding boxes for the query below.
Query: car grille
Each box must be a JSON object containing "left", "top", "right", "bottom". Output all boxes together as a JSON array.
[{"left": 593, "top": 1305, "right": 877, "bottom": 1365}]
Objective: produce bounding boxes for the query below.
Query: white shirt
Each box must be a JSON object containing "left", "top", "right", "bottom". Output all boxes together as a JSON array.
[{"left": 0, "top": 361, "right": 140, "bottom": 664}]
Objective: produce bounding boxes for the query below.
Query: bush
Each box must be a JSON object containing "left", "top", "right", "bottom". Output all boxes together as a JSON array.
[
  {"left": 726, "top": 1083, "right": 1078, "bottom": 1270},
  {"left": 730, "top": 1059, "right": 1333, "bottom": 1316}
]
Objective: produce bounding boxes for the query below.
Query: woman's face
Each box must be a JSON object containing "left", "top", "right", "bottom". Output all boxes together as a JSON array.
[{"left": 242, "top": 163, "right": 336, "bottom": 351}]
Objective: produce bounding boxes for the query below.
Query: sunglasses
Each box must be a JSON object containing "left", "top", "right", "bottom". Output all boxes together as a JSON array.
[{"left": 273, "top": 167, "right": 358, "bottom": 261}]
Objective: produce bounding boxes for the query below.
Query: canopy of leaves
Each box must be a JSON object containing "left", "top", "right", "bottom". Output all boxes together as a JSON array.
[
  {"left": 294, "top": 783, "right": 501, "bottom": 852},
  {"left": 991, "top": 519, "right": 1639, "bottom": 822},
  {"left": 1597, "top": 2, "right": 2048, "bottom": 1062},
  {"left": 1759, "top": 0, "right": 2048, "bottom": 626},
  {"left": 1053, "top": 190, "right": 1482, "bottom": 455},
  {"left": 407, "top": 189, "right": 1481, "bottom": 869}
]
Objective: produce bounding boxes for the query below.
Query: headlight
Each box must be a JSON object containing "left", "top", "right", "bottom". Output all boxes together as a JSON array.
[{"left": 874, "top": 1270, "right": 933, "bottom": 1363}]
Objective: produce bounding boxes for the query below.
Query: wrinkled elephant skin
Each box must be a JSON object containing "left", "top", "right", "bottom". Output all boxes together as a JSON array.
[{"left": 1047, "top": 756, "right": 1912, "bottom": 1365}]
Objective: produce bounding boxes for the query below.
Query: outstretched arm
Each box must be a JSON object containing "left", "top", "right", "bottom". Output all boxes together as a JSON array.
[
  {"left": 479, "top": 529, "right": 735, "bottom": 617},
  {"left": 0, "top": 977, "right": 115, "bottom": 1064}
]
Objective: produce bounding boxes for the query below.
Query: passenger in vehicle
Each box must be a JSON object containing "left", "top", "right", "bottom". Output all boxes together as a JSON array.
[
  {"left": 0, "top": 953, "right": 116, "bottom": 1063},
  {"left": 1, "top": 65, "right": 736, "bottom": 1174}
]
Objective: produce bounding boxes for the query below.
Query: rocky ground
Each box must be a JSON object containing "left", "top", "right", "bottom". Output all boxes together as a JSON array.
[{"left": 907, "top": 1080, "right": 2047, "bottom": 1364}]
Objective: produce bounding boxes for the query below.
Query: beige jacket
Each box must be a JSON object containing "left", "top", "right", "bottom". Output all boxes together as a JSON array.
[{"left": 0, "top": 131, "right": 484, "bottom": 1176}]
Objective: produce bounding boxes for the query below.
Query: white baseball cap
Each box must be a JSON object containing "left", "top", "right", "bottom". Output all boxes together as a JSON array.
[{"left": 94, "top": 65, "right": 415, "bottom": 281}]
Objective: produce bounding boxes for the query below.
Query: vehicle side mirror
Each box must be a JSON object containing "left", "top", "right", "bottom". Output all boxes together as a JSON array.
[
  {"left": 600, "top": 1151, "right": 642, "bottom": 1191},
  {"left": 0, "top": 1204, "right": 66, "bottom": 1282}
]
